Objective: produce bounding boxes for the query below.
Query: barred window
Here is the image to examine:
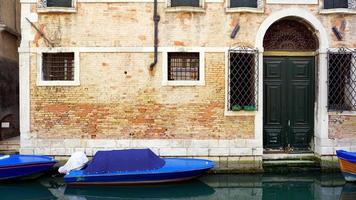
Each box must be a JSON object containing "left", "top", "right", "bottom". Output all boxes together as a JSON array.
[
  {"left": 170, "top": 0, "right": 200, "bottom": 7},
  {"left": 46, "top": 0, "right": 72, "bottom": 7},
  {"left": 230, "top": 0, "right": 258, "bottom": 8},
  {"left": 228, "top": 48, "right": 259, "bottom": 111},
  {"left": 324, "top": 0, "right": 355, "bottom": 9},
  {"left": 328, "top": 48, "right": 356, "bottom": 111},
  {"left": 168, "top": 52, "right": 200, "bottom": 81},
  {"left": 42, "top": 53, "right": 75, "bottom": 81}
]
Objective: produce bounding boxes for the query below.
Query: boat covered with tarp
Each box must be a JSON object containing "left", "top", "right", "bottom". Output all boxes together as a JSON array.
[
  {"left": 64, "top": 149, "right": 214, "bottom": 185},
  {"left": 336, "top": 150, "right": 356, "bottom": 182},
  {"left": 0, "top": 154, "right": 56, "bottom": 180}
]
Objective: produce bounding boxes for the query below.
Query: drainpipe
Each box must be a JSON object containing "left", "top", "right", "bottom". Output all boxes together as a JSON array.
[{"left": 149, "top": 0, "right": 160, "bottom": 70}]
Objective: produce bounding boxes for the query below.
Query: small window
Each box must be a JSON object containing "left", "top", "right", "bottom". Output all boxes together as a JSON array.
[
  {"left": 230, "top": 0, "right": 258, "bottom": 8},
  {"left": 228, "top": 48, "right": 259, "bottom": 111},
  {"left": 168, "top": 52, "right": 200, "bottom": 81},
  {"left": 170, "top": 0, "right": 200, "bottom": 7},
  {"left": 323, "top": 0, "right": 353, "bottom": 9},
  {"left": 42, "top": 53, "right": 74, "bottom": 81},
  {"left": 328, "top": 48, "right": 356, "bottom": 111},
  {"left": 46, "top": 0, "right": 73, "bottom": 7}
]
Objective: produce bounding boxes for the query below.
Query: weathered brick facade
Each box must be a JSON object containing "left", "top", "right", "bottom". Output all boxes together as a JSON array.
[
  {"left": 30, "top": 52, "right": 254, "bottom": 140},
  {"left": 18, "top": 0, "right": 356, "bottom": 170}
]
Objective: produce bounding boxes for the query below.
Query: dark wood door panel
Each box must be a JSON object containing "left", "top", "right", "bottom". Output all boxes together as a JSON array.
[
  {"left": 264, "top": 82, "right": 285, "bottom": 125},
  {"left": 264, "top": 56, "right": 314, "bottom": 152},
  {"left": 264, "top": 128, "right": 285, "bottom": 149}
]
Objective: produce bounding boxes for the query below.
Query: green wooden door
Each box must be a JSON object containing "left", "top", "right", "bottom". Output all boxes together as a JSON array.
[{"left": 263, "top": 57, "right": 314, "bottom": 152}]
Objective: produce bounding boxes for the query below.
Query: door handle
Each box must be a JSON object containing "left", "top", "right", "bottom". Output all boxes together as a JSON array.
[{"left": 288, "top": 120, "right": 290, "bottom": 127}]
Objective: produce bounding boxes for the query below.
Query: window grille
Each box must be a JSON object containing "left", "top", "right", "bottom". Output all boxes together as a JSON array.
[
  {"left": 327, "top": 48, "right": 356, "bottom": 111},
  {"left": 324, "top": 0, "right": 356, "bottom": 9},
  {"left": 42, "top": 53, "right": 75, "bottom": 81},
  {"left": 170, "top": 0, "right": 200, "bottom": 7},
  {"left": 228, "top": 48, "right": 259, "bottom": 111},
  {"left": 39, "top": 0, "right": 73, "bottom": 8},
  {"left": 230, "top": 0, "right": 258, "bottom": 8},
  {"left": 168, "top": 52, "right": 200, "bottom": 81}
]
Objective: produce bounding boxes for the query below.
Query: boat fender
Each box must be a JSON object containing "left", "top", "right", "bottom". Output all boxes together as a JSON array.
[
  {"left": 0, "top": 155, "right": 10, "bottom": 160},
  {"left": 58, "top": 152, "right": 89, "bottom": 174}
]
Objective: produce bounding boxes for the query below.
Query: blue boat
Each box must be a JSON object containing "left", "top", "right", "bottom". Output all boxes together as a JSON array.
[
  {"left": 0, "top": 154, "right": 57, "bottom": 180},
  {"left": 336, "top": 150, "right": 356, "bottom": 182},
  {"left": 64, "top": 149, "right": 214, "bottom": 185}
]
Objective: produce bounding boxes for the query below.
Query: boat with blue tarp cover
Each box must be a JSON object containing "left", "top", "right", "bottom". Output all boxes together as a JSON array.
[
  {"left": 336, "top": 150, "right": 356, "bottom": 182},
  {"left": 0, "top": 154, "right": 57, "bottom": 180},
  {"left": 64, "top": 149, "right": 214, "bottom": 185}
]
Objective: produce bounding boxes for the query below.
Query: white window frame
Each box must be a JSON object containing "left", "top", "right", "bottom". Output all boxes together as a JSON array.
[
  {"left": 319, "top": 0, "right": 356, "bottom": 14},
  {"left": 225, "top": 0, "right": 264, "bottom": 13},
  {"left": 162, "top": 48, "right": 205, "bottom": 86},
  {"left": 37, "top": 49, "right": 80, "bottom": 86},
  {"left": 37, "top": 0, "right": 77, "bottom": 13}
]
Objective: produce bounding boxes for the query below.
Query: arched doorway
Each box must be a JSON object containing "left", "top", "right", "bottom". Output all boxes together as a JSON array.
[{"left": 262, "top": 18, "right": 319, "bottom": 153}]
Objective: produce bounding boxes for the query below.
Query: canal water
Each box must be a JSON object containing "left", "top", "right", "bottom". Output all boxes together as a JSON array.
[{"left": 1, "top": 173, "right": 355, "bottom": 200}]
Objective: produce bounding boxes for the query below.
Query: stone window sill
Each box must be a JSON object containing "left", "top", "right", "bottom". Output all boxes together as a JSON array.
[
  {"left": 37, "top": 7, "right": 77, "bottom": 13},
  {"left": 162, "top": 80, "right": 205, "bottom": 86},
  {"left": 328, "top": 111, "right": 356, "bottom": 116},
  {"left": 37, "top": 80, "right": 80, "bottom": 86},
  {"left": 224, "top": 111, "right": 256, "bottom": 116},
  {"left": 225, "top": 7, "right": 264, "bottom": 14},
  {"left": 319, "top": 8, "right": 356, "bottom": 15},
  {"left": 165, "top": 7, "right": 205, "bottom": 13}
]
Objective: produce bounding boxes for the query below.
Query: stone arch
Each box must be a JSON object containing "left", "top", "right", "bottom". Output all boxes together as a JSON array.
[
  {"left": 255, "top": 8, "right": 329, "bottom": 51},
  {"left": 263, "top": 18, "right": 319, "bottom": 51}
]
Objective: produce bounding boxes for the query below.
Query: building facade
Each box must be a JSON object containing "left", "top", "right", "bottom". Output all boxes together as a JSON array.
[
  {"left": 0, "top": 0, "right": 20, "bottom": 141},
  {"left": 19, "top": 0, "right": 356, "bottom": 170}
]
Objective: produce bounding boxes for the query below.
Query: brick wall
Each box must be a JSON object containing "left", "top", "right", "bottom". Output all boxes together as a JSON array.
[
  {"left": 30, "top": 52, "right": 254, "bottom": 139},
  {"left": 329, "top": 115, "right": 356, "bottom": 139}
]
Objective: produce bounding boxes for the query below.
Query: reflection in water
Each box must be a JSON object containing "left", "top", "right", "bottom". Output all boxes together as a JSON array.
[
  {"left": 0, "top": 173, "right": 355, "bottom": 200},
  {"left": 0, "top": 181, "right": 56, "bottom": 200},
  {"left": 340, "top": 183, "right": 356, "bottom": 200},
  {"left": 64, "top": 180, "right": 215, "bottom": 199}
]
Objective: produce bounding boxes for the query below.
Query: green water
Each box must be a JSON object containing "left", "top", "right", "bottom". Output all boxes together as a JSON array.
[{"left": 0, "top": 173, "right": 355, "bottom": 200}]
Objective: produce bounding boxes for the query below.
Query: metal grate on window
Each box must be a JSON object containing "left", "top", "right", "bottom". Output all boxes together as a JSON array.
[
  {"left": 168, "top": 52, "right": 200, "bottom": 81},
  {"left": 228, "top": 48, "right": 259, "bottom": 111},
  {"left": 42, "top": 53, "right": 75, "bottom": 81},
  {"left": 328, "top": 48, "right": 356, "bottom": 111}
]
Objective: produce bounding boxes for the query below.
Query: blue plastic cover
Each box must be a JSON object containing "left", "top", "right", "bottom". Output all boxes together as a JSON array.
[
  {"left": 336, "top": 150, "right": 356, "bottom": 163},
  {"left": 84, "top": 149, "right": 165, "bottom": 173}
]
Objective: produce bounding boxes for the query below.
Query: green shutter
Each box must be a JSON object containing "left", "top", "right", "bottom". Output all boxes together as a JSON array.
[
  {"left": 171, "top": 0, "right": 200, "bottom": 7},
  {"left": 324, "top": 0, "right": 348, "bottom": 9},
  {"left": 47, "top": 0, "right": 72, "bottom": 7},
  {"left": 230, "top": 0, "right": 258, "bottom": 8}
]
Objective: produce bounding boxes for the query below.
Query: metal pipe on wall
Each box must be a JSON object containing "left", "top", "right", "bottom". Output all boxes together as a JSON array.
[{"left": 149, "top": 0, "right": 160, "bottom": 70}]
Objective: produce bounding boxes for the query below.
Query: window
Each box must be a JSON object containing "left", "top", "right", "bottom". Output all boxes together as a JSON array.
[
  {"left": 228, "top": 48, "right": 259, "bottom": 111},
  {"left": 230, "top": 0, "right": 258, "bottom": 8},
  {"left": 170, "top": 0, "right": 200, "bottom": 7},
  {"left": 168, "top": 52, "right": 200, "bottom": 81},
  {"left": 324, "top": 0, "right": 348, "bottom": 9},
  {"left": 42, "top": 52, "right": 75, "bottom": 81},
  {"left": 328, "top": 48, "right": 356, "bottom": 111},
  {"left": 46, "top": 0, "right": 73, "bottom": 7},
  {"left": 324, "top": 0, "right": 356, "bottom": 9}
]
